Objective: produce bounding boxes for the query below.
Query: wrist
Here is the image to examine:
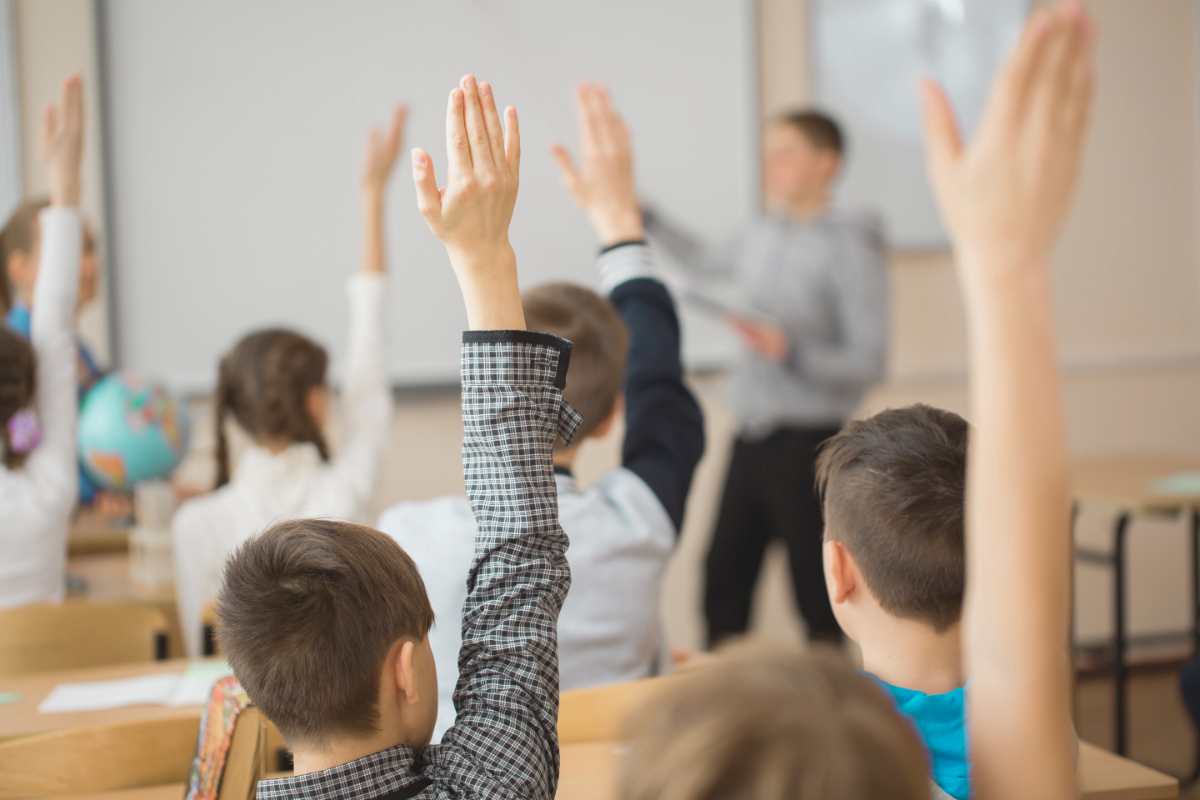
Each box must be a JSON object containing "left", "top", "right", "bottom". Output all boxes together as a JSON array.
[
  {"left": 447, "top": 242, "right": 525, "bottom": 330},
  {"left": 592, "top": 208, "right": 645, "bottom": 248},
  {"left": 50, "top": 177, "right": 81, "bottom": 208}
]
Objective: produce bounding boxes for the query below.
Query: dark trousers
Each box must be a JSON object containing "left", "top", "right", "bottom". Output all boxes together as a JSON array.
[{"left": 704, "top": 425, "right": 843, "bottom": 647}]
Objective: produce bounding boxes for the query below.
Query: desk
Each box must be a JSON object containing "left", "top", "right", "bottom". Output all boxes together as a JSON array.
[
  {"left": 56, "top": 742, "right": 1177, "bottom": 800},
  {"left": 68, "top": 510, "right": 130, "bottom": 557},
  {"left": 66, "top": 553, "right": 181, "bottom": 657},
  {"left": 0, "top": 659, "right": 204, "bottom": 741},
  {"left": 1072, "top": 456, "right": 1200, "bottom": 757}
]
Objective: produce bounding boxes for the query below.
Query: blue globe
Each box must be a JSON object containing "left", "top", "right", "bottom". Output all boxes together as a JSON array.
[{"left": 77, "top": 373, "right": 190, "bottom": 490}]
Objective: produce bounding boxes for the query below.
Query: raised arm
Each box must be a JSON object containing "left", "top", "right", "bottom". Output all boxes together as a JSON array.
[
  {"left": 25, "top": 76, "right": 83, "bottom": 508},
  {"left": 553, "top": 84, "right": 705, "bottom": 531},
  {"left": 921, "top": 3, "right": 1095, "bottom": 798},
  {"left": 413, "top": 74, "right": 576, "bottom": 800},
  {"left": 330, "top": 107, "right": 405, "bottom": 503}
]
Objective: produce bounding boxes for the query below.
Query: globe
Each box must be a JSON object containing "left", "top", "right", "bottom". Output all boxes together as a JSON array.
[{"left": 78, "top": 373, "right": 190, "bottom": 490}]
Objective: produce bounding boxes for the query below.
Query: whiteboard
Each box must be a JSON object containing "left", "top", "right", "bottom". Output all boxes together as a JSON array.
[
  {"left": 812, "top": 0, "right": 1027, "bottom": 249},
  {"left": 0, "top": 0, "right": 22, "bottom": 220},
  {"left": 98, "top": 0, "right": 757, "bottom": 391}
]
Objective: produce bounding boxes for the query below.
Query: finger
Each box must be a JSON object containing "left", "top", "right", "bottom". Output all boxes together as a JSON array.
[
  {"left": 1029, "top": 4, "right": 1083, "bottom": 132},
  {"left": 446, "top": 87, "right": 471, "bottom": 180},
  {"left": 411, "top": 148, "right": 442, "bottom": 222},
  {"left": 583, "top": 83, "right": 615, "bottom": 153},
  {"left": 366, "top": 127, "right": 381, "bottom": 162},
  {"left": 41, "top": 104, "right": 57, "bottom": 157},
  {"left": 460, "top": 74, "right": 494, "bottom": 173},
  {"left": 919, "top": 79, "right": 963, "bottom": 191},
  {"left": 550, "top": 144, "right": 581, "bottom": 192},
  {"left": 504, "top": 105, "right": 521, "bottom": 173},
  {"left": 62, "top": 75, "right": 83, "bottom": 136},
  {"left": 1061, "top": 12, "right": 1097, "bottom": 146},
  {"left": 386, "top": 104, "right": 408, "bottom": 159},
  {"left": 575, "top": 83, "right": 595, "bottom": 156},
  {"left": 982, "top": 7, "right": 1055, "bottom": 128},
  {"left": 597, "top": 86, "right": 628, "bottom": 151},
  {"left": 478, "top": 81, "right": 507, "bottom": 169}
]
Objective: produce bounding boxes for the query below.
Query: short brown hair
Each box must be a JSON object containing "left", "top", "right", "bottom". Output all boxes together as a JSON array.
[
  {"left": 816, "top": 404, "right": 967, "bottom": 631},
  {"left": 214, "top": 328, "right": 329, "bottom": 488},
  {"left": 620, "top": 641, "right": 929, "bottom": 800},
  {"left": 523, "top": 282, "right": 628, "bottom": 442},
  {"left": 216, "top": 519, "right": 435, "bottom": 744},
  {"left": 0, "top": 197, "right": 50, "bottom": 312},
  {"left": 0, "top": 328, "right": 35, "bottom": 469},
  {"left": 775, "top": 109, "right": 845, "bottom": 156}
]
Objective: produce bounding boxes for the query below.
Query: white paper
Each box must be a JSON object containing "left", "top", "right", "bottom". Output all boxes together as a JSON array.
[
  {"left": 166, "top": 662, "right": 233, "bottom": 707},
  {"left": 38, "top": 674, "right": 180, "bottom": 713}
]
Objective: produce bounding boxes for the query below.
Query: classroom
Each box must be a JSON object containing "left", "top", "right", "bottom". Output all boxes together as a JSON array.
[{"left": 0, "top": 0, "right": 1195, "bottom": 798}]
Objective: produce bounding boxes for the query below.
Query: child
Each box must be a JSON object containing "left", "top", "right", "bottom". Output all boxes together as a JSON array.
[
  {"left": 171, "top": 106, "right": 404, "bottom": 656},
  {"left": 645, "top": 106, "right": 888, "bottom": 647},
  {"left": 620, "top": 3, "right": 1094, "bottom": 799},
  {"left": 220, "top": 73, "right": 576, "bottom": 800},
  {"left": 0, "top": 76, "right": 85, "bottom": 607},
  {"left": 378, "top": 83, "right": 704, "bottom": 740}
]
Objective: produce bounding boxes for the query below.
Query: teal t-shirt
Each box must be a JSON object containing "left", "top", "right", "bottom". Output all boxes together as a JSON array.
[{"left": 874, "top": 678, "right": 970, "bottom": 800}]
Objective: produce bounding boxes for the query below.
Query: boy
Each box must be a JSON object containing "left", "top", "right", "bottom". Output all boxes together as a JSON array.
[
  {"left": 218, "top": 74, "right": 578, "bottom": 799},
  {"left": 620, "top": 3, "right": 1093, "bottom": 799},
  {"left": 379, "top": 84, "right": 704, "bottom": 738},
  {"left": 645, "top": 106, "right": 888, "bottom": 646}
]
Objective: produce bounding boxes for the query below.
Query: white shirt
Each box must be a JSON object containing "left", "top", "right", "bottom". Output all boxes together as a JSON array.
[
  {"left": 0, "top": 208, "right": 82, "bottom": 608},
  {"left": 378, "top": 467, "right": 675, "bottom": 741},
  {"left": 172, "top": 273, "right": 391, "bottom": 656}
]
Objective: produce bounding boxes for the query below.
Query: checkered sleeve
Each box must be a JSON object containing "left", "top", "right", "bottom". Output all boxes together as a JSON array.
[{"left": 430, "top": 330, "right": 581, "bottom": 800}]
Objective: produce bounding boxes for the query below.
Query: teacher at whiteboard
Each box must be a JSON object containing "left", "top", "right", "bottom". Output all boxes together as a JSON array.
[{"left": 645, "top": 109, "right": 888, "bottom": 646}]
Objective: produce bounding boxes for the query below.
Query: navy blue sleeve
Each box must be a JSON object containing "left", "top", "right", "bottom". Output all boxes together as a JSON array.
[{"left": 603, "top": 245, "right": 705, "bottom": 534}]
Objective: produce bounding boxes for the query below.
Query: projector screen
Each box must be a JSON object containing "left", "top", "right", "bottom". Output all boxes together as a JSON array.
[{"left": 98, "top": 0, "right": 758, "bottom": 391}]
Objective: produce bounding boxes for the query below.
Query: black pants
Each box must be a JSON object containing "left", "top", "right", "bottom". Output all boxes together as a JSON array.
[{"left": 704, "top": 425, "right": 843, "bottom": 646}]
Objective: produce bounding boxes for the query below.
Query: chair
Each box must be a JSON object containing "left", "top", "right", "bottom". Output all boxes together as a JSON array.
[
  {"left": 0, "top": 601, "right": 169, "bottom": 678},
  {"left": 201, "top": 600, "right": 220, "bottom": 656},
  {"left": 558, "top": 675, "right": 683, "bottom": 744},
  {"left": 0, "top": 714, "right": 198, "bottom": 797}
]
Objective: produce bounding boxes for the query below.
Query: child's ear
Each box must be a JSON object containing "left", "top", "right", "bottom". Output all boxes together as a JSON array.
[
  {"left": 588, "top": 395, "right": 624, "bottom": 440},
  {"left": 393, "top": 640, "right": 421, "bottom": 706},
  {"left": 823, "top": 538, "right": 856, "bottom": 605},
  {"left": 304, "top": 385, "right": 330, "bottom": 430}
]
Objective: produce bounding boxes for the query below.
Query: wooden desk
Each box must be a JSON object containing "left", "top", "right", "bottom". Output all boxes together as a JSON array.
[
  {"left": 68, "top": 510, "right": 131, "bottom": 557},
  {"left": 66, "top": 553, "right": 182, "bottom": 657},
  {"left": 1071, "top": 455, "right": 1200, "bottom": 757},
  {"left": 0, "top": 659, "right": 205, "bottom": 741},
  {"left": 40, "top": 741, "right": 1181, "bottom": 799}
]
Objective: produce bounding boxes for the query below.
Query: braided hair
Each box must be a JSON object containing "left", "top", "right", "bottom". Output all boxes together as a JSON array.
[
  {"left": 0, "top": 327, "right": 36, "bottom": 469},
  {"left": 213, "top": 328, "right": 330, "bottom": 489}
]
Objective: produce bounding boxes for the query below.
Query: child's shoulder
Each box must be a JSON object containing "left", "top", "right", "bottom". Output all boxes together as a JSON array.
[
  {"left": 570, "top": 467, "right": 675, "bottom": 544},
  {"left": 171, "top": 486, "right": 238, "bottom": 537}
]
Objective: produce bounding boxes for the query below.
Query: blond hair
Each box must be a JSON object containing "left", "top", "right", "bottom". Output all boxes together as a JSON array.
[{"left": 619, "top": 642, "right": 929, "bottom": 800}]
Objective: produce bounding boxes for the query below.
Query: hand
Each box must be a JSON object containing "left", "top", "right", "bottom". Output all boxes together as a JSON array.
[
  {"left": 41, "top": 75, "right": 84, "bottom": 208},
  {"left": 362, "top": 105, "right": 407, "bottom": 196},
  {"left": 551, "top": 83, "right": 643, "bottom": 246},
  {"left": 921, "top": 0, "right": 1094, "bottom": 280},
  {"left": 730, "top": 318, "right": 789, "bottom": 362},
  {"left": 412, "top": 75, "right": 523, "bottom": 330}
]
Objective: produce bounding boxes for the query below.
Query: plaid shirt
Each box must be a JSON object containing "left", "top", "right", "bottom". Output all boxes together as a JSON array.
[{"left": 257, "top": 331, "right": 580, "bottom": 800}]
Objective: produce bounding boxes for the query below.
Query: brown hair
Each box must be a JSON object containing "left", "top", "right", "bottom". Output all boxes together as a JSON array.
[
  {"left": 816, "top": 404, "right": 968, "bottom": 631},
  {"left": 0, "top": 328, "right": 35, "bottom": 469},
  {"left": 523, "top": 282, "right": 628, "bottom": 443},
  {"left": 213, "top": 328, "right": 329, "bottom": 488},
  {"left": 216, "top": 518, "right": 435, "bottom": 744},
  {"left": 775, "top": 109, "right": 845, "bottom": 156},
  {"left": 620, "top": 641, "right": 929, "bottom": 800},
  {"left": 0, "top": 197, "right": 50, "bottom": 312}
]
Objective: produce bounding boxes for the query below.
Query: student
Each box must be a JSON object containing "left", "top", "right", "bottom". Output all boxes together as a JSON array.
[
  {"left": 171, "top": 106, "right": 403, "bottom": 656},
  {"left": 620, "top": 3, "right": 1094, "bottom": 799},
  {"left": 0, "top": 76, "right": 85, "bottom": 607},
  {"left": 378, "top": 83, "right": 704, "bottom": 740},
  {"left": 645, "top": 107, "right": 888, "bottom": 647},
  {"left": 220, "top": 73, "right": 576, "bottom": 800}
]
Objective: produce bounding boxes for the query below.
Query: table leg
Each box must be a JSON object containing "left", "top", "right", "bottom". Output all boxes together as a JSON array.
[{"left": 1113, "top": 511, "right": 1130, "bottom": 756}]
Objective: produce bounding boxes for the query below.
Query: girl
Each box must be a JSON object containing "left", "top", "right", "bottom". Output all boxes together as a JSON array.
[
  {"left": 171, "top": 105, "right": 405, "bottom": 656},
  {"left": 0, "top": 76, "right": 86, "bottom": 608}
]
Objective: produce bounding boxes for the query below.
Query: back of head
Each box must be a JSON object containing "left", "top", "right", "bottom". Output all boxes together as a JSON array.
[
  {"left": 0, "top": 328, "right": 35, "bottom": 469},
  {"left": 0, "top": 198, "right": 50, "bottom": 312},
  {"left": 620, "top": 641, "right": 929, "bottom": 800},
  {"left": 523, "top": 282, "right": 628, "bottom": 442},
  {"left": 775, "top": 109, "right": 845, "bottom": 157},
  {"left": 216, "top": 518, "right": 434, "bottom": 745},
  {"left": 213, "top": 327, "right": 329, "bottom": 488},
  {"left": 816, "top": 404, "right": 968, "bottom": 631}
]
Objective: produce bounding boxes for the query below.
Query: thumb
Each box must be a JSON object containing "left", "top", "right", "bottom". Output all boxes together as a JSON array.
[
  {"left": 411, "top": 148, "right": 441, "bottom": 223},
  {"left": 920, "top": 79, "right": 963, "bottom": 193},
  {"left": 550, "top": 144, "right": 582, "bottom": 193}
]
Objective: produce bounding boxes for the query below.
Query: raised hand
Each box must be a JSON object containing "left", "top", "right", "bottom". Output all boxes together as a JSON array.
[
  {"left": 921, "top": 0, "right": 1094, "bottom": 277},
  {"left": 412, "top": 74, "right": 523, "bottom": 330},
  {"left": 551, "top": 83, "right": 643, "bottom": 246},
  {"left": 41, "top": 75, "right": 84, "bottom": 208},
  {"left": 362, "top": 105, "right": 408, "bottom": 195}
]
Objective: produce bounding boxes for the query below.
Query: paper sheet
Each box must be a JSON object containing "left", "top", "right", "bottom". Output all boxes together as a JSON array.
[
  {"left": 1150, "top": 472, "right": 1200, "bottom": 496},
  {"left": 37, "top": 660, "right": 233, "bottom": 714}
]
